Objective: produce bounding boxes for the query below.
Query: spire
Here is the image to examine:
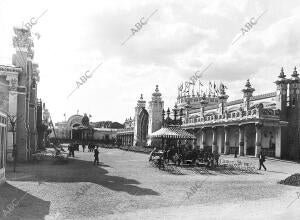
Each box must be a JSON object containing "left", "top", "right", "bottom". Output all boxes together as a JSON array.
[
  {"left": 242, "top": 79, "right": 255, "bottom": 93},
  {"left": 137, "top": 93, "right": 146, "bottom": 108},
  {"left": 151, "top": 85, "right": 162, "bottom": 100},
  {"left": 291, "top": 66, "right": 299, "bottom": 78},
  {"left": 279, "top": 67, "right": 286, "bottom": 79}
]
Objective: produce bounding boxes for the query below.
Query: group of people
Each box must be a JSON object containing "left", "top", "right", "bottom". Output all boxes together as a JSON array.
[
  {"left": 149, "top": 146, "right": 221, "bottom": 168},
  {"left": 67, "top": 142, "right": 100, "bottom": 165},
  {"left": 149, "top": 145, "right": 267, "bottom": 170}
]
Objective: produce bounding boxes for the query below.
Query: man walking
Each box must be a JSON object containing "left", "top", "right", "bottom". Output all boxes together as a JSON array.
[
  {"left": 258, "top": 152, "right": 267, "bottom": 171},
  {"left": 94, "top": 146, "right": 99, "bottom": 165}
]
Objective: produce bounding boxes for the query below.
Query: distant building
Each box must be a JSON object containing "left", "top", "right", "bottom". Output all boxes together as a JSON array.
[{"left": 51, "top": 114, "right": 119, "bottom": 143}]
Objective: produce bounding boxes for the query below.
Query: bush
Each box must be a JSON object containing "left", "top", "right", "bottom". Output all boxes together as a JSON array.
[{"left": 279, "top": 173, "right": 300, "bottom": 186}]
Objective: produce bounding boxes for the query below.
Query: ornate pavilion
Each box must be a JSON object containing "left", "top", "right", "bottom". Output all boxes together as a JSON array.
[{"left": 118, "top": 67, "right": 300, "bottom": 160}]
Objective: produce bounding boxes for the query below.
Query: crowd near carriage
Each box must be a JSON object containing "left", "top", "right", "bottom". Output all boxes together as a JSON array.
[{"left": 148, "top": 126, "right": 220, "bottom": 169}]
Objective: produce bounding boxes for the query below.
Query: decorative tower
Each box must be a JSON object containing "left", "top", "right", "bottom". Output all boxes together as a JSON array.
[
  {"left": 147, "top": 85, "right": 164, "bottom": 145},
  {"left": 275, "top": 67, "right": 288, "bottom": 120},
  {"left": 286, "top": 67, "right": 300, "bottom": 160},
  {"left": 12, "top": 26, "right": 35, "bottom": 161},
  {"left": 242, "top": 79, "right": 255, "bottom": 111},
  {"left": 217, "top": 83, "right": 229, "bottom": 114},
  {"left": 133, "top": 94, "right": 148, "bottom": 146}
]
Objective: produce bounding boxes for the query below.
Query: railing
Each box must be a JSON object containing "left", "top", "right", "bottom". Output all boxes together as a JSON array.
[{"left": 183, "top": 107, "right": 280, "bottom": 126}]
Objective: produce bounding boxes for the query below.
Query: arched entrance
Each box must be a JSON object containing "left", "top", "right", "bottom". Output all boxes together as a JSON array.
[{"left": 137, "top": 108, "right": 149, "bottom": 145}]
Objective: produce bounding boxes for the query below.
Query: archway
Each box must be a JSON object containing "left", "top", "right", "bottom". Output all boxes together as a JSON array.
[{"left": 137, "top": 108, "right": 149, "bottom": 145}]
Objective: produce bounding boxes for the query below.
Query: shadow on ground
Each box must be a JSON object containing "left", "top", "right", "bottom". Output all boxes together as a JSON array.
[
  {"left": 5, "top": 159, "right": 159, "bottom": 197},
  {"left": 0, "top": 183, "right": 50, "bottom": 220}
]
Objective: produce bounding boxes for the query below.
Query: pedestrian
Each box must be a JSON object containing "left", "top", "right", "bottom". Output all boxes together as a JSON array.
[
  {"left": 68, "top": 143, "right": 72, "bottom": 156},
  {"left": 71, "top": 143, "right": 75, "bottom": 157},
  {"left": 82, "top": 143, "right": 86, "bottom": 152},
  {"left": 234, "top": 149, "right": 238, "bottom": 158},
  {"left": 94, "top": 146, "right": 99, "bottom": 165},
  {"left": 258, "top": 152, "right": 267, "bottom": 171}
]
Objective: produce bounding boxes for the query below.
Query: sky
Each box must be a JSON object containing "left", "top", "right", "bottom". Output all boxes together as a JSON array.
[{"left": 0, "top": 0, "right": 300, "bottom": 124}]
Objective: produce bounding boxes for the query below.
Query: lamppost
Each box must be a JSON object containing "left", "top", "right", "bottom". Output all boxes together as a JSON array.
[{"left": 7, "top": 114, "right": 17, "bottom": 172}]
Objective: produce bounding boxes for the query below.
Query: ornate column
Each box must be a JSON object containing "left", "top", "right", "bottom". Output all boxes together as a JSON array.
[
  {"left": 192, "top": 129, "right": 198, "bottom": 149},
  {"left": 255, "top": 123, "right": 263, "bottom": 157},
  {"left": 239, "top": 125, "right": 244, "bottom": 156},
  {"left": 275, "top": 126, "right": 281, "bottom": 158},
  {"left": 224, "top": 126, "right": 230, "bottom": 154},
  {"left": 201, "top": 128, "right": 206, "bottom": 149},
  {"left": 212, "top": 127, "right": 218, "bottom": 153},
  {"left": 244, "top": 125, "right": 248, "bottom": 156}
]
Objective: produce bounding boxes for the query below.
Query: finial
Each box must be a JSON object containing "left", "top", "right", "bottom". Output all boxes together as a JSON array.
[
  {"left": 245, "top": 79, "right": 251, "bottom": 88},
  {"left": 292, "top": 66, "right": 299, "bottom": 78},
  {"left": 167, "top": 108, "right": 170, "bottom": 116},
  {"left": 140, "top": 94, "right": 143, "bottom": 100},
  {"left": 279, "top": 67, "right": 286, "bottom": 78},
  {"left": 155, "top": 85, "right": 159, "bottom": 92}
]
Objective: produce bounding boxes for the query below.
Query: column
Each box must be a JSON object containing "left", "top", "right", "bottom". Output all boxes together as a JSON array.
[
  {"left": 255, "top": 123, "right": 262, "bottom": 157},
  {"left": 239, "top": 125, "right": 244, "bottom": 156},
  {"left": 224, "top": 126, "right": 230, "bottom": 154},
  {"left": 192, "top": 129, "right": 197, "bottom": 149},
  {"left": 275, "top": 126, "right": 281, "bottom": 158},
  {"left": 244, "top": 125, "right": 248, "bottom": 156},
  {"left": 212, "top": 127, "right": 218, "bottom": 153},
  {"left": 201, "top": 128, "right": 206, "bottom": 149}
]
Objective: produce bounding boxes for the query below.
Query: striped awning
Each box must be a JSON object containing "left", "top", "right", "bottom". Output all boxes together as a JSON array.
[{"left": 149, "top": 127, "right": 196, "bottom": 139}]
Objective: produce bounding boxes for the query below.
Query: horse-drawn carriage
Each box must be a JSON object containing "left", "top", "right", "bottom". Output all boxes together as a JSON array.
[{"left": 149, "top": 147, "right": 220, "bottom": 169}]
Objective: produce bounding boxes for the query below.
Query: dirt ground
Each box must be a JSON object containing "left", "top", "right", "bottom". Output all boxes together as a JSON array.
[{"left": 0, "top": 147, "right": 300, "bottom": 220}]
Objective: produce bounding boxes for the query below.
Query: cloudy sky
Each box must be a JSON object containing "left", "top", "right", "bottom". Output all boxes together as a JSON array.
[{"left": 0, "top": 0, "right": 300, "bottom": 123}]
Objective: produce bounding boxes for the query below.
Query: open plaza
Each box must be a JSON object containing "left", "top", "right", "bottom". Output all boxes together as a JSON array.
[{"left": 1, "top": 147, "right": 300, "bottom": 219}]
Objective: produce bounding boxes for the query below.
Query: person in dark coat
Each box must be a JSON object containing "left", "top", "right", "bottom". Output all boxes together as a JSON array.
[
  {"left": 258, "top": 152, "right": 266, "bottom": 171},
  {"left": 94, "top": 146, "right": 99, "bottom": 165},
  {"left": 234, "top": 149, "right": 238, "bottom": 158}
]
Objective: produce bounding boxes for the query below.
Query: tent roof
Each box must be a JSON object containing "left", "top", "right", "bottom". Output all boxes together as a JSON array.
[{"left": 149, "top": 126, "right": 196, "bottom": 139}]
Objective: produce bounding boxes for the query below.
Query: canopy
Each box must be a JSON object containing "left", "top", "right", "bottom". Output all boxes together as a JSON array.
[{"left": 149, "top": 127, "right": 196, "bottom": 139}]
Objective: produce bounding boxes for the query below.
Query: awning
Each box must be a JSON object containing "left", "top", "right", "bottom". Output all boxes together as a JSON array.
[{"left": 149, "top": 127, "right": 196, "bottom": 139}]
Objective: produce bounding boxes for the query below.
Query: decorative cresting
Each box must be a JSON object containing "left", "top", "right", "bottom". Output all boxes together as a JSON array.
[{"left": 13, "top": 27, "right": 34, "bottom": 58}]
